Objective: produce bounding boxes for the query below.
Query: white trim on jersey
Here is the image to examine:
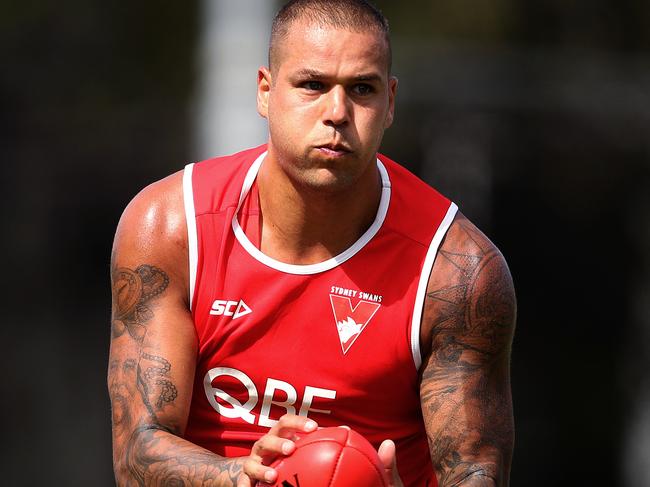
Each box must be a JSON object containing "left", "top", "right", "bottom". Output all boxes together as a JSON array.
[
  {"left": 183, "top": 163, "right": 199, "bottom": 311},
  {"left": 232, "top": 151, "right": 392, "bottom": 275},
  {"left": 410, "top": 202, "right": 459, "bottom": 370}
]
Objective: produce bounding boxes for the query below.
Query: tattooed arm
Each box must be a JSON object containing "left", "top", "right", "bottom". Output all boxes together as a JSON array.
[
  {"left": 108, "top": 172, "right": 244, "bottom": 486},
  {"left": 419, "top": 213, "right": 516, "bottom": 487}
]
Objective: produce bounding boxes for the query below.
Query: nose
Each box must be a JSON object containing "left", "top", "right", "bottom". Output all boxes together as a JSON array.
[{"left": 323, "top": 85, "right": 350, "bottom": 127}]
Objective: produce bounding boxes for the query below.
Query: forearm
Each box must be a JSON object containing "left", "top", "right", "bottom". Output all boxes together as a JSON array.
[
  {"left": 115, "top": 424, "right": 243, "bottom": 487},
  {"left": 437, "top": 463, "right": 501, "bottom": 487},
  {"left": 444, "top": 474, "right": 496, "bottom": 487},
  {"left": 435, "top": 452, "right": 507, "bottom": 487}
]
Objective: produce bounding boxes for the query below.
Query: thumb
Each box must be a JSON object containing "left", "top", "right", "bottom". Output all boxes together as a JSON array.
[
  {"left": 378, "top": 440, "right": 402, "bottom": 486},
  {"left": 377, "top": 439, "right": 396, "bottom": 470},
  {"left": 236, "top": 473, "right": 251, "bottom": 487}
]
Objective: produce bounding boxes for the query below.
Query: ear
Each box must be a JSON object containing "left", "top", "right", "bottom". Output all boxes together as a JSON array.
[
  {"left": 257, "top": 66, "right": 272, "bottom": 119},
  {"left": 384, "top": 76, "right": 398, "bottom": 129}
]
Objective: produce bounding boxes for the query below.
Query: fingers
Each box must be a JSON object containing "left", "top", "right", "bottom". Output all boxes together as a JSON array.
[
  {"left": 268, "top": 414, "right": 318, "bottom": 440},
  {"left": 252, "top": 415, "right": 317, "bottom": 460},
  {"left": 240, "top": 415, "right": 319, "bottom": 486},
  {"left": 241, "top": 455, "right": 277, "bottom": 485},
  {"left": 251, "top": 431, "right": 296, "bottom": 460}
]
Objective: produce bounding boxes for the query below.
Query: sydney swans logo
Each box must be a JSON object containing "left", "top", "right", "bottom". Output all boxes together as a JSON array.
[{"left": 329, "top": 292, "right": 381, "bottom": 354}]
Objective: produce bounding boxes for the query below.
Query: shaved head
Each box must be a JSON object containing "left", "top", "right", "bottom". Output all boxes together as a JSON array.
[{"left": 269, "top": 0, "right": 391, "bottom": 75}]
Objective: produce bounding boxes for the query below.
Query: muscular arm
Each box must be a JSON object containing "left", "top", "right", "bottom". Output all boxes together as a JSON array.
[
  {"left": 108, "top": 173, "right": 244, "bottom": 486},
  {"left": 420, "top": 213, "right": 516, "bottom": 487}
]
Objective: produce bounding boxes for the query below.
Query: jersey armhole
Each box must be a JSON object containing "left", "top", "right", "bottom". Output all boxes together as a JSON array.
[
  {"left": 183, "top": 163, "right": 198, "bottom": 311},
  {"left": 410, "top": 202, "right": 459, "bottom": 369}
]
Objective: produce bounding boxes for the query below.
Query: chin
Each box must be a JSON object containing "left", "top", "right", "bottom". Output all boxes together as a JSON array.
[{"left": 293, "top": 166, "right": 359, "bottom": 194}]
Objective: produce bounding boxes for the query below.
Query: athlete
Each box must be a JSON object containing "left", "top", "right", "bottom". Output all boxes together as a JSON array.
[{"left": 108, "top": 1, "right": 515, "bottom": 486}]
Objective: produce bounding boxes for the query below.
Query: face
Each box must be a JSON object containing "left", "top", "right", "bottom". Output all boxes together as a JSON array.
[{"left": 257, "top": 21, "right": 397, "bottom": 193}]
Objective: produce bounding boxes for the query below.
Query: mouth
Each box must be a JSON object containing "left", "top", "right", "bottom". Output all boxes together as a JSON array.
[{"left": 314, "top": 143, "right": 352, "bottom": 157}]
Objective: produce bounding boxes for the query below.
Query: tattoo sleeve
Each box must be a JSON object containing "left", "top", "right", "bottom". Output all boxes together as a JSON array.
[
  {"left": 420, "top": 218, "right": 515, "bottom": 487},
  {"left": 109, "top": 262, "right": 243, "bottom": 486},
  {"left": 125, "top": 426, "right": 244, "bottom": 487},
  {"left": 111, "top": 264, "right": 169, "bottom": 343}
]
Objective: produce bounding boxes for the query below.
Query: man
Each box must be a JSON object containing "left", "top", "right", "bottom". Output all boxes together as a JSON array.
[{"left": 108, "top": 1, "right": 515, "bottom": 486}]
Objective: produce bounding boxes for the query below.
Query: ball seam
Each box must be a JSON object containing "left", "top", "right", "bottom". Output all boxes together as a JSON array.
[{"left": 326, "top": 443, "right": 345, "bottom": 487}]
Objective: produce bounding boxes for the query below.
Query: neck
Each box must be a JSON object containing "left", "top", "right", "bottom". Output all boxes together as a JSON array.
[{"left": 256, "top": 153, "right": 382, "bottom": 265}]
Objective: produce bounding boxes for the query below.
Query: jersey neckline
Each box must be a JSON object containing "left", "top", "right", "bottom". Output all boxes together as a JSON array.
[{"left": 231, "top": 151, "right": 392, "bottom": 275}]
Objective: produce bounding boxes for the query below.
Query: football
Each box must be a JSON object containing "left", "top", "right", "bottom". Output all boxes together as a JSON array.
[{"left": 259, "top": 426, "right": 389, "bottom": 487}]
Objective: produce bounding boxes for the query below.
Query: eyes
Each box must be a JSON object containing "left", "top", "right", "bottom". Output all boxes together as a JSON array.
[
  {"left": 353, "top": 83, "right": 373, "bottom": 96},
  {"left": 303, "top": 80, "right": 324, "bottom": 91},
  {"left": 300, "top": 80, "right": 376, "bottom": 96}
]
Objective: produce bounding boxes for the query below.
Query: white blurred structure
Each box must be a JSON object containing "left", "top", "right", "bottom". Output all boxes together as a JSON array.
[{"left": 194, "top": 0, "right": 274, "bottom": 160}]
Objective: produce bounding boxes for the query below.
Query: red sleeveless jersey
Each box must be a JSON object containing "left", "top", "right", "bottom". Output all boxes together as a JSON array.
[{"left": 182, "top": 145, "right": 457, "bottom": 487}]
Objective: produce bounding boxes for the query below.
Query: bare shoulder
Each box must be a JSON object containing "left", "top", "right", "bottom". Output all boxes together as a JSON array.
[
  {"left": 114, "top": 170, "right": 186, "bottom": 251},
  {"left": 420, "top": 211, "right": 516, "bottom": 360},
  {"left": 112, "top": 171, "right": 188, "bottom": 294}
]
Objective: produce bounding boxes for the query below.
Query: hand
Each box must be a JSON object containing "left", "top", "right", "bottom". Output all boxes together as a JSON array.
[
  {"left": 378, "top": 440, "right": 404, "bottom": 487},
  {"left": 237, "top": 414, "right": 318, "bottom": 487}
]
